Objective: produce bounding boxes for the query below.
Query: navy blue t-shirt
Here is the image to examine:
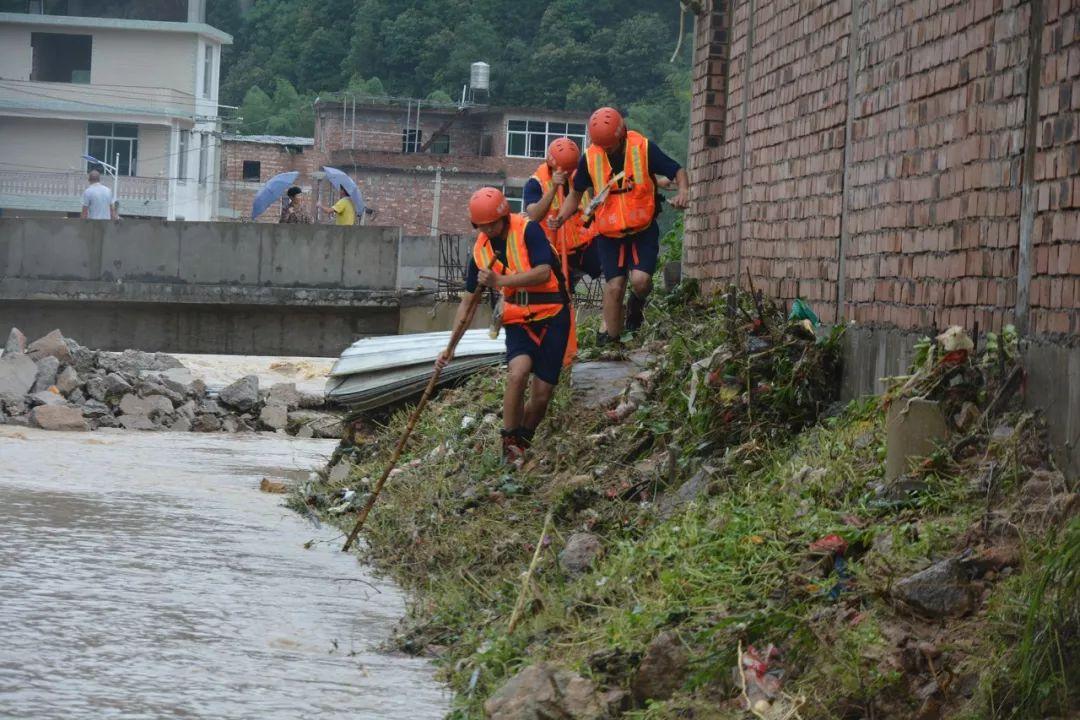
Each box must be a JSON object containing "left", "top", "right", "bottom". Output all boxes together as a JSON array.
[
  {"left": 465, "top": 220, "right": 554, "bottom": 292},
  {"left": 572, "top": 139, "right": 682, "bottom": 193},
  {"left": 522, "top": 177, "right": 546, "bottom": 208}
]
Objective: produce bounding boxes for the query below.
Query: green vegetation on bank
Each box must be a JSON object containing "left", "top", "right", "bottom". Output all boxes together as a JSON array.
[{"left": 300, "top": 284, "right": 1077, "bottom": 719}]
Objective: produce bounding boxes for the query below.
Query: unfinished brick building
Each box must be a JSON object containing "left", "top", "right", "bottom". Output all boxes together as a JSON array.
[
  {"left": 220, "top": 97, "right": 586, "bottom": 234},
  {"left": 685, "top": 0, "right": 1079, "bottom": 468}
]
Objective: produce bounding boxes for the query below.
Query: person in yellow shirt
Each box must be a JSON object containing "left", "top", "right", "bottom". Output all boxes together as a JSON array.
[{"left": 319, "top": 186, "right": 356, "bottom": 225}]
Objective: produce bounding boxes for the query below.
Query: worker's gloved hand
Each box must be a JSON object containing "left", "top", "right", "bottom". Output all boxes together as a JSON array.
[
  {"left": 552, "top": 169, "right": 568, "bottom": 186},
  {"left": 435, "top": 349, "right": 453, "bottom": 370},
  {"left": 477, "top": 268, "right": 501, "bottom": 288}
]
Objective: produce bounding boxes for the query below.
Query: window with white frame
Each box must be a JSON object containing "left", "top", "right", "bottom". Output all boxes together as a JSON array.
[
  {"left": 202, "top": 44, "right": 214, "bottom": 99},
  {"left": 505, "top": 120, "right": 586, "bottom": 159},
  {"left": 504, "top": 185, "right": 524, "bottom": 213},
  {"left": 86, "top": 123, "right": 138, "bottom": 176},
  {"left": 177, "top": 129, "right": 190, "bottom": 181}
]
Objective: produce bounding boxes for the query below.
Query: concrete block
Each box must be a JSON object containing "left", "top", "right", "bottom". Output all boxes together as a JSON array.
[
  {"left": 177, "top": 222, "right": 260, "bottom": 284},
  {"left": 886, "top": 398, "right": 949, "bottom": 482},
  {"left": 101, "top": 219, "right": 179, "bottom": 281}
]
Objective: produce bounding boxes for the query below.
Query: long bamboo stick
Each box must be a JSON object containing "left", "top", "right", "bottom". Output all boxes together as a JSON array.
[{"left": 342, "top": 270, "right": 491, "bottom": 552}]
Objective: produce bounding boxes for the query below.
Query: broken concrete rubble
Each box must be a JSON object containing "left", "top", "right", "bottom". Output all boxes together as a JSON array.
[
  {"left": 1, "top": 327, "right": 341, "bottom": 437},
  {"left": 30, "top": 404, "right": 88, "bottom": 431}
]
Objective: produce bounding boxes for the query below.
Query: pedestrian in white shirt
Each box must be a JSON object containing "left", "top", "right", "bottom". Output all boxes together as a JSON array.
[{"left": 81, "top": 169, "right": 117, "bottom": 220}]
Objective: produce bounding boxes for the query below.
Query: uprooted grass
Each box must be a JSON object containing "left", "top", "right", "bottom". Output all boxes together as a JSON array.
[{"left": 300, "top": 283, "right": 1077, "bottom": 719}]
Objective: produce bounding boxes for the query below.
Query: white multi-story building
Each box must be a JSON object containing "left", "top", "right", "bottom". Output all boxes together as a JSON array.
[{"left": 0, "top": 0, "right": 230, "bottom": 220}]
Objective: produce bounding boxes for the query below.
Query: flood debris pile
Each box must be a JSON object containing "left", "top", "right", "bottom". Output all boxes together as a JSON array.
[
  {"left": 0, "top": 327, "right": 341, "bottom": 437},
  {"left": 305, "top": 284, "right": 1077, "bottom": 719}
]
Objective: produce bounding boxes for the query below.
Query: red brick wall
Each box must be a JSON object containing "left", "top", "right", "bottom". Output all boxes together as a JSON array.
[
  {"left": 1031, "top": 0, "right": 1080, "bottom": 335},
  {"left": 686, "top": 0, "right": 1080, "bottom": 340},
  {"left": 220, "top": 140, "right": 319, "bottom": 223}
]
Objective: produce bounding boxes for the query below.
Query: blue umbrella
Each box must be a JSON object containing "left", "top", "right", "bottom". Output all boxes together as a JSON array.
[
  {"left": 322, "top": 166, "right": 365, "bottom": 216},
  {"left": 251, "top": 171, "right": 300, "bottom": 219}
]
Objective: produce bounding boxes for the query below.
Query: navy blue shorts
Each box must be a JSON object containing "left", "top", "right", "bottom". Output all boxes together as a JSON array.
[
  {"left": 596, "top": 222, "right": 660, "bottom": 281},
  {"left": 504, "top": 305, "right": 570, "bottom": 385},
  {"left": 568, "top": 242, "right": 602, "bottom": 281}
]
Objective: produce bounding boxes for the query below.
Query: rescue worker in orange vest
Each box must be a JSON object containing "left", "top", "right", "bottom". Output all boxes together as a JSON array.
[
  {"left": 437, "top": 187, "right": 572, "bottom": 463},
  {"left": 523, "top": 137, "right": 603, "bottom": 289},
  {"left": 551, "top": 107, "right": 689, "bottom": 344}
]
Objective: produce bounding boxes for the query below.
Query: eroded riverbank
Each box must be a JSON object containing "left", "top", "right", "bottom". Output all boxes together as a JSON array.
[{"left": 0, "top": 426, "right": 447, "bottom": 719}]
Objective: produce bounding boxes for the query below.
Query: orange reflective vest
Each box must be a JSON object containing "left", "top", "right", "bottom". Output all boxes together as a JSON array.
[
  {"left": 530, "top": 163, "right": 597, "bottom": 254},
  {"left": 473, "top": 214, "right": 566, "bottom": 326},
  {"left": 585, "top": 130, "right": 655, "bottom": 237}
]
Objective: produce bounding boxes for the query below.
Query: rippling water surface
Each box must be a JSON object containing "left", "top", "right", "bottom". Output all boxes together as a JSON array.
[{"left": 0, "top": 427, "right": 447, "bottom": 719}]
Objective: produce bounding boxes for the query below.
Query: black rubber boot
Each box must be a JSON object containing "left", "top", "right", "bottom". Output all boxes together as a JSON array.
[
  {"left": 596, "top": 330, "right": 614, "bottom": 347},
  {"left": 625, "top": 291, "right": 647, "bottom": 332},
  {"left": 500, "top": 428, "right": 526, "bottom": 465},
  {"left": 516, "top": 426, "right": 536, "bottom": 448}
]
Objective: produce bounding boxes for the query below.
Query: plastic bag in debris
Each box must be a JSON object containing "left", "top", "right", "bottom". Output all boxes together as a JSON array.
[
  {"left": 738, "top": 643, "right": 784, "bottom": 704},
  {"left": 788, "top": 298, "right": 820, "bottom": 327},
  {"left": 687, "top": 346, "right": 734, "bottom": 416}
]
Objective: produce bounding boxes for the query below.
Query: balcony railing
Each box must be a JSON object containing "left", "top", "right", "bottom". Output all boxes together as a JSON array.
[{"left": 0, "top": 170, "right": 167, "bottom": 202}]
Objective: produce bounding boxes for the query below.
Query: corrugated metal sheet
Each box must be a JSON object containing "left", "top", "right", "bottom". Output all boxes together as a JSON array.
[{"left": 325, "top": 329, "right": 505, "bottom": 409}]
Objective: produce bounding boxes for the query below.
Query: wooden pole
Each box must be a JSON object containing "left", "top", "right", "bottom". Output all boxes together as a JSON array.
[
  {"left": 342, "top": 269, "right": 491, "bottom": 552},
  {"left": 507, "top": 508, "right": 554, "bottom": 633}
]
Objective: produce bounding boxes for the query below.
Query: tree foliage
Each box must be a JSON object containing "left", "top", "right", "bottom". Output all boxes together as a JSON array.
[{"left": 210, "top": 0, "right": 690, "bottom": 156}]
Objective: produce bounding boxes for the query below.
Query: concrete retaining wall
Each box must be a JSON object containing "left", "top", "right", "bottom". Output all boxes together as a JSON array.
[
  {"left": 842, "top": 325, "right": 1080, "bottom": 476},
  {"left": 0, "top": 218, "right": 404, "bottom": 355}
]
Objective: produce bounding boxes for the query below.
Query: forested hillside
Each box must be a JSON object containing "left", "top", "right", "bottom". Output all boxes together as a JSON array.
[{"left": 207, "top": 0, "right": 691, "bottom": 161}]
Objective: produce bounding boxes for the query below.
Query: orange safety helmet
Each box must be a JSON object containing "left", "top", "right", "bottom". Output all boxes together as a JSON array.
[
  {"left": 588, "top": 107, "right": 625, "bottom": 150},
  {"left": 547, "top": 137, "right": 580, "bottom": 173},
  {"left": 468, "top": 186, "right": 510, "bottom": 225}
]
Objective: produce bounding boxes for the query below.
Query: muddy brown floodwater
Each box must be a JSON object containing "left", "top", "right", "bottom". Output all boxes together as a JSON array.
[{"left": 0, "top": 426, "right": 447, "bottom": 719}]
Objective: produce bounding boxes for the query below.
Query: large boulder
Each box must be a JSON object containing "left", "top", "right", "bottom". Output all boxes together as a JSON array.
[
  {"left": 4, "top": 327, "right": 26, "bottom": 355},
  {"left": 893, "top": 559, "right": 974, "bottom": 618},
  {"left": 118, "top": 393, "right": 174, "bottom": 417},
  {"left": 631, "top": 632, "right": 689, "bottom": 704},
  {"left": 152, "top": 367, "right": 202, "bottom": 398},
  {"left": 0, "top": 352, "right": 37, "bottom": 401},
  {"left": 287, "top": 410, "right": 343, "bottom": 439},
  {"left": 119, "top": 414, "right": 157, "bottom": 431},
  {"left": 55, "top": 366, "right": 81, "bottom": 396},
  {"left": 193, "top": 413, "right": 222, "bottom": 432},
  {"left": 219, "top": 375, "right": 260, "bottom": 412},
  {"left": 484, "top": 663, "right": 622, "bottom": 720},
  {"left": 26, "top": 330, "right": 73, "bottom": 364},
  {"left": 103, "top": 373, "right": 134, "bottom": 399},
  {"left": 259, "top": 402, "right": 289, "bottom": 431},
  {"left": 85, "top": 375, "right": 108, "bottom": 402},
  {"left": 559, "top": 533, "right": 603, "bottom": 576},
  {"left": 136, "top": 378, "right": 184, "bottom": 405},
  {"left": 265, "top": 382, "right": 302, "bottom": 410},
  {"left": 97, "top": 349, "right": 183, "bottom": 376},
  {"left": 28, "top": 390, "right": 65, "bottom": 407},
  {"left": 30, "top": 404, "right": 88, "bottom": 431},
  {"left": 64, "top": 338, "right": 100, "bottom": 376},
  {"left": 31, "top": 356, "right": 61, "bottom": 393}
]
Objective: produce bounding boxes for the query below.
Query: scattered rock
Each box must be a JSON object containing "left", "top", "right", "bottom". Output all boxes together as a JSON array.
[
  {"left": 152, "top": 367, "right": 197, "bottom": 395},
  {"left": 893, "top": 559, "right": 973, "bottom": 618},
  {"left": 260, "top": 478, "right": 288, "bottom": 494},
  {"left": 259, "top": 402, "right": 289, "bottom": 431},
  {"left": 222, "top": 415, "right": 246, "bottom": 433},
  {"left": 97, "top": 349, "right": 183, "bottom": 376},
  {"left": 26, "top": 330, "right": 73, "bottom": 364},
  {"left": 55, "top": 366, "right": 80, "bottom": 395},
  {"left": 119, "top": 393, "right": 173, "bottom": 417},
  {"left": 631, "top": 631, "right": 689, "bottom": 704},
  {"left": 119, "top": 414, "right": 157, "bottom": 431},
  {"left": 658, "top": 468, "right": 712, "bottom": 519},
  {"left": 68, "top": 388, "right": 86, "bottom": 405},
  {"left": 559, "top": 532, "right": 603, "bottom": 576},
  {"left": 80, "top": 399, "right": 112, "bottom": 419},
  {"left": 3, "top": 413, "right": 31, "bottom": 427},
  {"left": 0, "top": 353, "right": 37, "bottom": 404},
  {"left": 219, "top": 375, "right": 260, "bottom": 412},
  {"left": 31, "top": 356, "right": 61, "bottom": 393},
  {"left": 287, "top": 410, "right": 343, "bottom": 439},
  {"left": 175, "top": 400, "right": 197, "bottom": 422},
  {"left": 328, "top": 459, "right": 353, "bottom": 484},
  {"left": 64, "top": 338, "right": 99, "bottom": 375},
  {"left": 199, "top": 398, "right": 226, "bottom": 416},
  {"left": 104, "top": 372, "right": 134, "bottom": 399},
  {"left": 93, "top": 414, "right": 122, "bottom": 429},
  {"left": 265, "top": 382, "right": 302, "bottom": 410},
  {"left": 4, "top": 327, "right": 26, "bottom": 355},
  {"left": 28, "top": 390, "right": 65, "bottom": 407},
  {"left": 193, "top": 413, "right": 222, "bottom": 432},
  {"left": 30, "top": 404, "right": 88, "bottom": 431},
  {"left": 137, "top": 378, "right": 184, "bottom": 405},
  {"left": 169, "top": 415, "right": 192, "bottom": 432},
  {"left": 84, "top": 375, "right": 108, "bottom": 401},
  {"left": 484, "top": 663, "right": 620, "bottom": 720}
]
